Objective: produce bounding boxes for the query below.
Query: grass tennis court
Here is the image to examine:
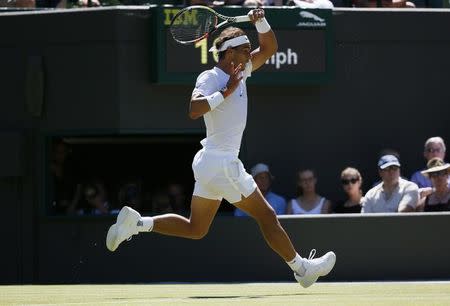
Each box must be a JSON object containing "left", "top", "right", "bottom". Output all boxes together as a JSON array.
[{"left": 2, "top": 282, "right": 450, "bottom": 305}]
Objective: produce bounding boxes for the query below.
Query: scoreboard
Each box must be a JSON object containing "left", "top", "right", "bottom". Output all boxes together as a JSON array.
[{"left": 151, "top": 6, "right": 333, "bottom": 84}]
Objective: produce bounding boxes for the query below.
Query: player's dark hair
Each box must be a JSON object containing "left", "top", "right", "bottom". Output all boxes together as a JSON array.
[{"left": 215, "top": 27, "right": 246, "bottom": 60}]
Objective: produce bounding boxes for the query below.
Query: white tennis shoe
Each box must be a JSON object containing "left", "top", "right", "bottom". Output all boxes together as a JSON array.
[
  {"left": 294, "top": 249, "right": 336, "bottom": 288},
  {"left": 106, "top": 206, "right": 141, "bottom": 252}
]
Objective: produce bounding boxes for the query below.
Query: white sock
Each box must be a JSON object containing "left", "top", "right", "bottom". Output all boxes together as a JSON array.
[
  {"left": 137, "top": 217, "right": 154, "bottom": 232},
  {"left": 287, "top": 253, "right": 306, "bottom": 276}
]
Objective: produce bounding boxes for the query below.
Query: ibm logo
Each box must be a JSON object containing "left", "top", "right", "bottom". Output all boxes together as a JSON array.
[{"left": 163, "top": 9, "right": 198, "bottom": 26}]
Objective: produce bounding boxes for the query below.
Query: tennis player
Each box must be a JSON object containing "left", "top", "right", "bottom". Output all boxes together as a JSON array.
[{"left": 106, "top": 8, "right": 336, "bottom": 288}]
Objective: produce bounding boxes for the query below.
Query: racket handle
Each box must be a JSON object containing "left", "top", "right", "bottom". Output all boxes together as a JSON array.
[{"left": 234, "top": 15, "right": 251, "bottom": 23}]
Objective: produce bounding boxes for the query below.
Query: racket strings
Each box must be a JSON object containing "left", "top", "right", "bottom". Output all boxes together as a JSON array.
[{"left": 170, "top": 9, "right": 217, "bottom": 43}]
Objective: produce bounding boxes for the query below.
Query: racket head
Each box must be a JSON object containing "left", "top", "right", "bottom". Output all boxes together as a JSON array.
[{"left": 170, "top": 6, "right": 219, "bottom": 44}]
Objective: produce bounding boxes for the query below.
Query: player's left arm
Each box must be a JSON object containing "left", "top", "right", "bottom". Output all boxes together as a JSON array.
[{"left": 248, "top": 9, "right": 278, "bottom": 72}]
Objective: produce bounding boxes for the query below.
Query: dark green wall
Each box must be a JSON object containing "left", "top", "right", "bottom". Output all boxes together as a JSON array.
[
  {"left": 37, "top": 213, "right": 450, "bottom": 283},
  {"left": 1, "top": 7, "right": 450, "bottom": 284}
]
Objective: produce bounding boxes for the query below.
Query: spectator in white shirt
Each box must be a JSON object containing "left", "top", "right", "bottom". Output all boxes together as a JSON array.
[{"left": 362, "top": 154, "right": 419, "bottom": 213}]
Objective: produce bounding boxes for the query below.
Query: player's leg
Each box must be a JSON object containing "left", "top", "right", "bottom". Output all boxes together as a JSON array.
[
  {"left": 106, "top": 195, "right": 220, "bottom": 251},
  {"left": 234, "top": 188, "right": 336, "bottom": 288},
  {"left": 234, "top": 188, "right": 296, "bottom": 261},
  {"left": 106, "top": 148, "right": 224, "bottom": 251},
  {"left": 152, "top": 195, "right": 221, "bottom": 239}
]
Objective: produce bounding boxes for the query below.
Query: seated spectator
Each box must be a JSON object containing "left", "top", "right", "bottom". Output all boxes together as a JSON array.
[
  {"left": 0, "top": 0, "right": 35, "bottom": 7},
  {"left": 74, "top": 0, "right": 100, "bottom": 6},
  {"left": 411, "top": 136, "right": 448, "bottom": 188},
  {"left": 362, "top": 155, "right": 419, "bottom": 213},
  {"left": 287, "top": 169, "right": 331, "bottom": 214},
  {"left": 151, "top": 182, "right": 189, "bottom": 214},
  {"left": 371, "top": 148, "right": 404, "bottom": 187},
  {"left": 80, "top": 179, "right": 112, "bottom": 215},
  {"left": 34, "top": 0, "right": 98, "bottom": 8},
  {"left": 333, "top": 167, "right": 363, "bottom": 213},
  {"left": 117, "top": 177, "right": 143, "bottom": 212},
  {"left": 35, "top": 0, "right": 67, "bottom": 7},
  {"left": 202, "top": 0, "right": 283, "bottom": 6},
  {"left": 238, "top": 0, "right": 283, "bottom": 5},
  {"left": 288, "top": 0, "right": 334, "bottom": 8},
  {"left": 262, "top": 0, "right": 283, "bottom": 4},
  {"left": 167, "top": 182, "right": 189, "bottom": 213},
  {"left": 151, "top": 192, "right": 173, "bottom": 214},
  {"left": 189, "top": 0, "right": 223, "bottom": 5},
  {"left": 234, "top": 163, "right": 287, "bottom": 217},
  {"left": 189, "top": 0, "right": 282, "bottom": 7},
  {"left": 50, "top": 139, "right": 82, "bottom": 215},
  {"left": 352, "top": 0, "right": 415, "bottom": 7},
  {"left": 417, "top": 158, "right": 450, "bottom": 212}
]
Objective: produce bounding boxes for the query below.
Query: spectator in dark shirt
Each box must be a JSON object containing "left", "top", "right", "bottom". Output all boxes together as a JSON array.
[
  {"left": 417, "top": 158, "right": 450, "bottom": 212},
  {"left": 333, "top": 167, "right": 363, "bottom": 213}
]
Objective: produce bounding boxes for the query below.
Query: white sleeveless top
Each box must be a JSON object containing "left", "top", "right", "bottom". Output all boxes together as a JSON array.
[
  {"left": 290, "top": 197, "right": 325, "bottom": 215},
  {"left": 192, "top": 62, "right": 252, "bottom": 155}
]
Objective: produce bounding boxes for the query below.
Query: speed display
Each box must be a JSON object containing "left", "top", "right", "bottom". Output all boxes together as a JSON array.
[{"left": 151, "top": 6, "right": 333, "bottom": 84}]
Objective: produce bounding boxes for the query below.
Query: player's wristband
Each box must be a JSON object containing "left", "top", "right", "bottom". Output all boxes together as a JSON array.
[
  {"left": 206, "top": 91, "right": 225, "bottom": 111},
  {"left": 255, "top": 17, "right": 271, "bottom": 34}
]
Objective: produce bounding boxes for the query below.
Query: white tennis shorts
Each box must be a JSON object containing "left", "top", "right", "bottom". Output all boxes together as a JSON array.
[{"left": 192, "top": 148, "right": 257, "bottom": 204}]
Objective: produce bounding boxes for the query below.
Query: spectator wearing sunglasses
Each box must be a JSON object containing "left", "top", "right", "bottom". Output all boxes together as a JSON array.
[
  {"left": 333, "top": 167, "right": 363, "bottom": 213},
  {"left": 411, "top": 137, "right": 448, "bottom": 188},
  {"left": 287, "top": 169, "right": 332, "bottom": 214},
  {"left": 417, "top": 158, "right": 450, "bottom": 212},
  {"left": 362, "top": 155, "right": 419, "bottom": 213}
]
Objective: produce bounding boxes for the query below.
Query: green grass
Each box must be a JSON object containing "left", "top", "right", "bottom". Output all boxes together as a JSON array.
[{"left": 1, "top": 282, "right": 450, "bottom": 305}]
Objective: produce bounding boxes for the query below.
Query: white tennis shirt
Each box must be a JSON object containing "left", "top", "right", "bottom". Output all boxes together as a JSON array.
[{"left": 192, "top": 61, "right": 252, "bottom": 156}]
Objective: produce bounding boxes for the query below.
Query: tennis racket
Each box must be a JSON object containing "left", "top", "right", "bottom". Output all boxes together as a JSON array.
[{"left": 170, "top": 6, "right": 251, "bottom": 45}]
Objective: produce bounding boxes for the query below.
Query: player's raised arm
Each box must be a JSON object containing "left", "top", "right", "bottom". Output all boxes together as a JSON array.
[
  {"left": 189, "top": 61, "right": 243, "bottom": 120},
  {"left": 248, "top": 9, "right": 278, "bottom": 72}
]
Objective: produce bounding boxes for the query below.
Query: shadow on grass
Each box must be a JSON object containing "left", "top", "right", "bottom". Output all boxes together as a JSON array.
[{"left": 189, "top": 293, "right": 317, "bottom": 299}]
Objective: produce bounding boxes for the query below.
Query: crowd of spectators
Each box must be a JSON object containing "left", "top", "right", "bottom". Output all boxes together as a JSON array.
[
  {"left": 49, "top": 138, "right": 190, "bottom": 216},
  {"left": 1, "top": 0, "right": 446, "bottom": 12},
  {"left": 234, "top": 136, "right": 450, "bottom": 216},
  {"left": 50, "top": 136, "right": 450, "bottom": 216}
]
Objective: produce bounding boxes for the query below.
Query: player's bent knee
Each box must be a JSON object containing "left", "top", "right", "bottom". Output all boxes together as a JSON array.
[
  {"left": 190, "top": 232, "right": 207, "bottom": 240},
  {"left": 189, "top": 227, "right": 209, "bottom": 240}
]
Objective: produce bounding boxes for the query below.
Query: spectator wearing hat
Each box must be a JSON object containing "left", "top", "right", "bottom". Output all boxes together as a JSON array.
[
  {"left": 417, "top": 158, "right": 450, "bottom": 212},
  {"left": 234, "top": 163, "right": 287, "bottom": 217},
  {"left": 362, "top": 155, "right": 419, "bottom": 213},
  {"left": 411, "top": 137, "right": 449, "bottom": 189}
]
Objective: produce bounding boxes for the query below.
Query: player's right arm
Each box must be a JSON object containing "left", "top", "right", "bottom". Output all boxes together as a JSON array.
[
  {"left": 189, "top": 63, "right": 243, "bottom": 120},
  {"left": 189, "top": 94, "right": 213, "bottom": 120},
  {"left": 189, "top": 70, "right": 216, "bottom": 120}
]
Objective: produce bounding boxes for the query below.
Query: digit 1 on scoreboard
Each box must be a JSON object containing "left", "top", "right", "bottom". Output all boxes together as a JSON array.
[{"left": 194, "top": 38, "right": 208, "bottom": 65}]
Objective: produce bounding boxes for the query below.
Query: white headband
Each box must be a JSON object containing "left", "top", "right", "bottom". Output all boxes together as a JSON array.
[{"left": 208, "top": 35, "right": 250, "bottom": 52}]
